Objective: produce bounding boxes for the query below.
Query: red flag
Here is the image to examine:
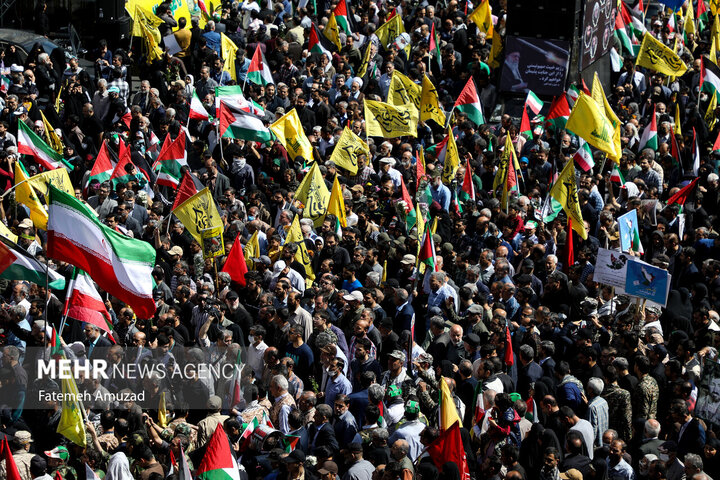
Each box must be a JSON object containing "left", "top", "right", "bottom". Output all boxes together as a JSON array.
[
  {"left": 0, "top": 436, "right": 22, "bottom": 480},
  {"left": 713, "top": 128, "right": 720, "bottom": 153},
  {"left": 172, "top": 172, "right": 201, "bottom": 210},
  {"left": 462, "top": 159, "right": 475, "bottom": 200},
  {"left": 504, "top": 322, "right": 514, "bottom": 367},
  {"left": 425, "top": 422, "right": 470, "bottom": 480},
  {"left": 416, "top": 150, "right": 426, "bottom": 180},
  {"left": 666, "top": 178, "right": 699, "bottom": 207},
  {"left": 221, "top": 234, "right": 248, "bottom": 287},
  {"left": 400, "top": 177, "right": 413, "bottom": 213},
  {"left": 196, "top": 425, "right": 241, "bottom": 478},
  {"left": 429, "top": 22, "right": 437, "bottom": 52},
  {"left": 581, "top": 78, "right": 591, "bottom": 95},
  {"left": 564, "top": 217, "right": 574, "bottom": 274}
]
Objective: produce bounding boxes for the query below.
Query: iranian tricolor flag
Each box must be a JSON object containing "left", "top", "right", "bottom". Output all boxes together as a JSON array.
[
  {"left": 453, "top": 78, "right": 484, "bottom": 125},
  {"left": 247, "top": 45, "right": 274, "bottom": 86},
  {"left": 573, "top": 138, "right": 594, "bottom": 172},
  {"left": 46, "top": 185, "right": 156, "bottom": 319},
  {"left": 66, "top": 270, "right": 113, "bottom": 336},
  {"left": 196, "top": 425, "right": 242, "bottom": 480},
  {"left": 610, "top": 164, "right": 625, "bottom": 184},
  {"left": 333, "top": 0, "right": 353, "bottom": 34},
  {"left": 701, "top": 55, "right": 720, "bottom": 100},
  {"left": 84, "top": 140, "right": 115, "bottom": 194},
  {"left": 525, "top": 90, "right": 543, "bottom": 115},
  {"left": 309, "top": 23, "right": 334, "bottom": 57},
  {"left": 218, "top": 100, "right": 274, "bottom": 144},
  {"left": 545, "top": 94, "right": 571, "bottom": 134},
  {"left": 418, "top": 228, "right": 438, "bottom": 272},
  {"left": 154, "top": 130, "right": 188, "bottom": 189},
  {"left": 0, "top": 234, "right": 66, "bottom": 289},
  {"left": 639, "top": 105, "right": 658, "bottom": 151},
  {"left": 190, "top": 90, "right": 210, "bottom": 121},
  {"left": 228, "top": 349, "right": 244, "bottom": 407},
  {"left": 18, "top": 121, "right": 73, "bottom": 171}
]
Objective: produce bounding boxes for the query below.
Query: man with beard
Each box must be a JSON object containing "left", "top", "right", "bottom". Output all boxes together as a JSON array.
[
  {"left": 503, "top": 51, "right": 527, "bottom": 92},
  {"left": 314, "top": 232, "right": 351, "bottom": 274}
]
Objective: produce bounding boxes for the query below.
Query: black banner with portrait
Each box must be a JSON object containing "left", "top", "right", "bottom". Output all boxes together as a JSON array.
[
  {"left": 499, "top": 36, "right": 570, "bottom": 96},
  {"left": 581, "top": 0, "right": 617, "bottom": 69}
]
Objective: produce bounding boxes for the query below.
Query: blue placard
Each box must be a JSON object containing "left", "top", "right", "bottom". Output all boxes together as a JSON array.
[
  {"left": 618, "top": 209, "right": 639, "bottom": 253},
  {"left": 625, "top": 259, "right": 670, "bottom": 306}
]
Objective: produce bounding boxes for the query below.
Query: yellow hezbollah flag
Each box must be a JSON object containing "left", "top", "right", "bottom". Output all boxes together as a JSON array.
[
  {"left": 550, "top": 160, "right": 587, "bottom": 239},
  {"left": 324, "top": 14, "right": 342, "bottom": 51},
  {"left": 706, "top": 90, "right": 718, "bottom": 129},
  {"left": 285, "top": 215, "right": 315, "bottom": 286},
  {"left": 0, "top": 221, "right": 17, "bottom": 243},
  {"left": 244, "top": 230, "right": 260, "bottom": 270},
  {"left": 439, "top": 377, "right": 462, "bottom": 430},
  {"left": 14, "top": 163, "right": 48, "bottom": 229},
  {"left": 295, "top": 162, "right": 330, "bottom": 227},
  {"left": 270, "top": 109, "right": 313, "bottom": 163},
  {"left": 130, "top": 4, "right": 163, "bottom": 39},
  {"left": 41, "top": 110, "right": 63, "bottom": 155},
  {"left": 636, "top": 32, "right": 688, "bottom": 76},
  {"left": 221, "top": 33, "right": 239, "bottom": 81},
  {"left": 493, "top": 134, "right": 513, "bottom": 193},
  {"left": 327, "top": 176, "right": 347, "bottom": 228},
  {"left": 685, "top": 1, "right": 696, "bottom": 36},
  {"left": 173, "top": 188, "right": 224, "bottom": 245},
  {"left": 27, "top": 168, "right": 74, "bottom": 197},
  {"left": 566, "top": 93, "right": 620, "bottom": 162},
  {"left": 329, "top": 127, "right": 369, "bottom": 175},
  {"left": 138, "top": 15, "right": 163, "bottom": 64},
  {"left": 442, "top": 129, "right": 460, "bottom": 185},
  {"left": 158, "top": 391, "right": 168, "bottom": 428},
  {"left": 420, "top": 74, "right": 446, "bottom": 126},
  {"left": 365, "top": 100, "right": 418, "bottom": 138},
  {"left": 388, "top": 71, "right": 421, "bottom": 113},
  {"left": 126, "top": 0, "right": 208, "bottom": 30},
  {"left": 375, "top": 15, "right": 410, "bottom": 57},
  {"left": 357, "top": 41, "right": 374, "bottom": 78},
  {"left": 57, "top": 372, "right": 87, "bottom": 447},
  {"left": 489, "top": 30, "right": 503, "bottom": 69},
  {"left": 590, "top": 72, "right": 622, "bottom": 163},
  {"left": 469, "top": 0, "right": 494, "bottom": 38}
]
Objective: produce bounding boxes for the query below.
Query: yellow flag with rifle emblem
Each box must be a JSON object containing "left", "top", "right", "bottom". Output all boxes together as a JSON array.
[
  {"left": 295, "top": 162, "right": 330, "bottom": 227},
  {"left": 388, "top": 71, "right": 421, "bottom": 113},
  {"left": 566, "top": 93, "right": 620, "bottom": 163},
  {"left": 420, "top": 74, "right": 446, "bottom": 126},
  {"left": 271, "top": 108, "right": 314, "bottom": 163},
  {"left": 590, "top": 72, "right": 622, "bottom": 163},
  {"left": 549, "top": 160, "right": 587, "bottom": 239},
  {"left": 27, "top": 167, "right": 74, "bottom": 197},
  {"left": 326, "top": 176, "right": 347, "bottom": 228},
  {"left": 173, "top": 187, "right": 224, "bottom": 245},
  {"left": 364, "top": 100, "right": 417, "bottom": 138},
  {"left": 375, "top": 15, "right": 410, "bottom": 58},
  {"left": 285, "top": 215, "right": 315, "bottom": 287},
  {"left": 324, "top": 14, "right": 342, "bottom": 51},
  {"left": 636, "top": 32, "right": 688, "bottom": 77},
  {"left": 14, "top": 162, "right": 48, "bottom": 229},
  {"left": 244, "top": 230, "right": 260, "bottom": 270},
  {"left": 221, "top": 33, "right": 239, "bottom": 80},
  {"left": 469, "top": 0, "right": 494, "bottom": 38},
  {"left": 442, "top": 128, "right": 460, "bottom": 185},
  {"left": 329, "top": 127, "right": 369, "bottom": 175}
]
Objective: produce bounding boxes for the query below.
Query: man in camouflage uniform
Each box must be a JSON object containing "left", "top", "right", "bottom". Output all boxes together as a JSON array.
[
  {"left": 602, "top": 366, "right": 633, "bottom": 442},
  {"left": 0, "top": 430, "right": 34, "bottom": 480},
  {"left": 45, "top": 446, "right": 77, "bottom": 480},
  {"left": 633, "top": 356, "right": 659, "bottom": 420}
]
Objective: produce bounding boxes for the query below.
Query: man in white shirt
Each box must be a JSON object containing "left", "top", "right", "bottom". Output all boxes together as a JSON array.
[{"left": 247, "top": 325, "right": 269, "bottom": 380}]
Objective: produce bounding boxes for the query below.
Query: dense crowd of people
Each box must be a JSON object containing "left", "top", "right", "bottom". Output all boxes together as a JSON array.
[{"left": 1, "top": 1, "right": 720, "bottom": 480}]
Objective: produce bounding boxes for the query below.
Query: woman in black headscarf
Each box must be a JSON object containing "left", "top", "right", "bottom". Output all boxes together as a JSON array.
[
  {"left": 519, "top": 423, "right": 563, "bottom": 476},
  {"left": 442, "top": 462, "right": 461, "bottom": 480}
]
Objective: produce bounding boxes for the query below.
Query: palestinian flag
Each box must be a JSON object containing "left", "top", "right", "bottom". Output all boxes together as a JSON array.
[
  {"left": 190, "top": 90, "right": 211, "bottom": 121},
  {"left": 50, "top": 325, "right": 64, "bottom": 359},
  {"left": 573, "top": 138, "right": 594, "bottom": 172},
  {"left": 418, "top": 228, "right": 437, "bottom": 272},
  {"left": 283, "top": 435, "right": 301, "bottom": 453},
  {"left": 462, "top": 158, "right": 475, "bottom": 200},
  {"left": 18, "top": 121, "right": 73, "bottom": 171},
  {"left": 333, "top": 0, "right": 353, "bottom": 34},
  {"left": 539, "top": 194, "right": 563, "bottom": 223},
  {"left": 430, "top": 22, "right": 442, "bottom": 70},
  {"left": 610, "top": 164, "right": 625, "bottom": 184},
  {"left": 109, "top": 141, "right": 138, "bottom": 187},
  {"left": 525, "top": 90, "right": 543, "bottom": 115},
  {"left": 66, "top": 270, "right": 113, "bottom": 335},
  {"left": 309, "top": 23, "right": 335, "bottom": 57},
  {"left": 667, "top": 178, "right": 699, "bottom": 206},
  {"left": 46, "top": 186, "right": 156, "bottom": 319},
  {"left": 0, "top": 235, "right": 66, "bottom": 289},
  {"left": 453, "top": 78, "right": 484, "bottom": 125},
  {"left": 154, "top": 130, "right": 188, "bottom": 189},
  {"left": 196, "top": 425, "right": 242, "bottom": 480},
  {"left": 84, "top": 140, "right": 115, "bottom": 194},
  {"left": 639, "top": 105, "right": 658, "bottom": 151},
  {"left": 699, "top": 0, "right": 709, "bottom": 31},
  {"left": 247, "top": 44, "right": 274, "bottom": 86},
  {"left": 519, "top": 107, "right": 532, "bottom": 139},
  {"left": 172, "top": 172, "right": 203, "bottom": 210},
  {"left": 545, "top": 94, "right": 571, "bottom": 134},
  {"left": 713, "top": 128, "right": 720, "bottom": 153},
  {"left": 218, "top": 100, "right": 274, "bottom": 144},
  {"left": 701, "top": 55, "right": 720, "bottom": 100}
]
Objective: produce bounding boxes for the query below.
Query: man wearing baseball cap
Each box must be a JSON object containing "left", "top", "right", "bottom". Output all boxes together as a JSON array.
[
  {"left": 381, "top": 350, "right": 408, "bottom": 388},
  {"left": 387, "top": 400, "right": 425, "bottom": 461}
]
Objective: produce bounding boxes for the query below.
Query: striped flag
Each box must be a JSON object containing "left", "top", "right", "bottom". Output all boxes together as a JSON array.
[
  {"left": 66, "top": 270, "right": 113, "bottom": 335},
  {"left": 573, "top": 138, "right": 594, "bottom": 171},
  {"left": 0, "top": 235, "right": 66, "bottom": 289},
  {"left": 18, "top": 121, "right": 73, "bottom": 171},
  {"left": 525, "top": 90, "right": 543, "bottom": 114}
]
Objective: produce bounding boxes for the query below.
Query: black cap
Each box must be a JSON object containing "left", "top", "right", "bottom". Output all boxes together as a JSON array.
[
  {"left": 463, "top": 333, "right": 481, "bottom": 347},
  {"left": 379, "top": 317, "right": 394, "bottom": 330},
  {"left": 283, "top": 450, "right": 306, "bottom": 463}
]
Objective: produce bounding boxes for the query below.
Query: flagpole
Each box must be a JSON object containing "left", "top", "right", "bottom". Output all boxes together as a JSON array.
[
  {"left": 58, "top": 267, "right": 77, "bottom": 339},
  {"left": 43, "top": 258, "right": 50, "bottom": 361}
]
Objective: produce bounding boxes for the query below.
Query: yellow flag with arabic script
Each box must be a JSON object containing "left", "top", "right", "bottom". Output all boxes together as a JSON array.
[
  {"left": 285, "top": 215, "right": 315, "bottom": 286},
  {"left": 131, "top": 4, "right": 163, "bottom": 39},
  {"left": 0, "top": 221, "right": 18, "bottom": 243},
  {"left": 173, "top": 188, "right": 224, "bottom": 245},
  {"left": 57, "top": 373, "right": 87, "bottom": 447},
  {"left": 221, "top": 33, "right": 239, "bottom": 80},
  {"left": 365, "top": 100, "right": 418, "bottom": 138},
  {"left": 549, "top": 160, "right": 587, "bottom": 239},
  {"left": 375, "top": 15, "right": 410, "bottom": 58},
  {"left": 468, "top": 0, "right": 494, "bottom": 39},
  {"left": 158, "top": 391, "right": 168, "bottom": 427},
  {"left": 566, "top": 93, "right": 620, "bottom": 163},
  {"left": 324, "top": 14, "right": 342, "bottom": 51},
  {"left": 27, "top": 167, "right": 74, "bottom": 197},
  {"left": 636, "top": 32, "right": 688, "bottom": 77},
  {"left": 40, "top": 110, "right": 63, "bottom": 155},
  {"left": 441, "top": 129, "right": 460, "bottom": 186},
  {"left": 590, "top": 72, "right": 622, "bottom": 163},
  {"left": 14, "top": 163, "right": 48, "bottom": 229},
  {"left": 327, "top": 176, "right": 347, "bottom": 228},
  {"left": 295, "top": 162, "right": 330, "bottom": 227},
  {"left": 388, "top": 71, "right": 421, "bottom": 113},
  {"left": 420, "top": 74, "right": 446, "bottom": 126},
  {"left": 271, "top": 108, "right": 314, "bottom": 163},
  {"left": 244, "top": 230, "right": 260, "bottom": 270},
  {"left": 329, "top": 127, "right": 369, "bottom": 175}
]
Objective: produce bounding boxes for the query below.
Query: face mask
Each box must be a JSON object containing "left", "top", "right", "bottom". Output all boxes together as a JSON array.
[
  {"left": 248, "top": 335, "right": 255, "bottom": 344},
  {"left": 248, "top": 216, "right": 255, "bottom": 221},
  {"left": 237, "top": 158, "right": 246, "bottom": 168}
]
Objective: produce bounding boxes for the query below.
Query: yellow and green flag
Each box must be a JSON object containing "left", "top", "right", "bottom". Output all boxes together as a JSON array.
[
  {"left": 295, "top": 163, "right": 330, "bottom": 227},
  {"left": 549, "top": 160, "right": 587, "bottom": 239},
  {"left": 329, "top": 127, "right": 369, "bottom": 175},
  {"left": 173, "top": 187, "right": 224, "bottom": 245},
  {"left": 270, "top": 109, "right": 313, "bottom": 163}
]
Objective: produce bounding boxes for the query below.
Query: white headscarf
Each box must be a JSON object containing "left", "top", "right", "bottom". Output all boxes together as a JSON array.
[{"left": 106, "top": 452, "right": 133, "bottom": 480}]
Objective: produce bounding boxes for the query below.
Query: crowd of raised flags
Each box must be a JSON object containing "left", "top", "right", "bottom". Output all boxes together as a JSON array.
[{"left": 3, "top": 0, "right": 720, "bottom": 479}]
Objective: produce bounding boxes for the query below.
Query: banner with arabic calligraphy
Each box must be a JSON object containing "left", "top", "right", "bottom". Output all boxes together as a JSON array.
[
  {"left": 173, "top": 187, "right": 224, "bottom": 245},
  {"left": 636, "top": 32, "right": 688, "bottom": 76},
  {"left": 364, "top": 100, "right": 418, "bottom": 138},
  {"left": 295, "top": 163, "right": 330, "bottom": 227},
  {"left": 329, "top": 127, "right": 369, "bottom": 174}
]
